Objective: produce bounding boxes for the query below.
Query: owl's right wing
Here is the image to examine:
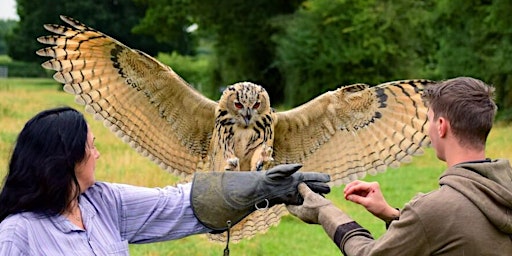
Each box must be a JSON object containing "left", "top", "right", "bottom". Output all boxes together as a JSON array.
[
  {"left": 273, "top": 80, "right": 434, "bottom": 186},
  {"left": 37, "top": 16, "right": 217, "bottom": 178}
]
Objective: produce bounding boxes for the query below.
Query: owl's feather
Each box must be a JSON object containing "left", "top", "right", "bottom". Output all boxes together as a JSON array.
[
  {"left": 273, "top": 80, "right": 430, "bottom": 186},
  {"left": 37, "top": 16, "right": 217, "bottom": 179},
  {"left": 37, "top": 16, "right": 433, "bottom": 242}
]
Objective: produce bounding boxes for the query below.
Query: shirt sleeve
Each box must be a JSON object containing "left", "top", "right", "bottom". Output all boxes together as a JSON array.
[
  {"left": 0, "top": 217, "right": 29, "bottom": 256},
  {"left": 94, "top": 182, "right": 212, "bottom": 243},
  {"left": 0, "top": 241, "right": 27, "bottom": 256}
]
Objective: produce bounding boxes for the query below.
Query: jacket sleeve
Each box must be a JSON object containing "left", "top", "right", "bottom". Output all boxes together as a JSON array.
[
  {"left": 384, "top": 208, "right": 400, "bottom": 229},
  {"left": 341, "top": 200, "right": 431, "bottom": 256}
]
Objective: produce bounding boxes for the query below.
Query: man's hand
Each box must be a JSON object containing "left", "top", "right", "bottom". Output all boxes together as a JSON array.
[
  {"left": 287, "top": 183, "right": 356, "bottom": 243},
  {"left": 286, "top": 183, "right": 333, "bottom": 224},
  {"left": 343, "top": 180, "right": 399, "bottom": 222}
]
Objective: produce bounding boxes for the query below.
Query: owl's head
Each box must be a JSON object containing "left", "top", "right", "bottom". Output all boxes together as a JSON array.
[{"left": 218, "top": 82, "right": 271, "bottom": 128}]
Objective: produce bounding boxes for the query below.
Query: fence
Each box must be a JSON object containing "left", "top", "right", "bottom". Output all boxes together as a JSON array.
[{"left": 0, "top": 66, "right": 7, "bottom": 78}]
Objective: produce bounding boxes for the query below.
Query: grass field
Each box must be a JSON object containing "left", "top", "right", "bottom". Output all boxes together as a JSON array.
[{"left": 1, "top": 78, "right": 511, "bottom": 255}]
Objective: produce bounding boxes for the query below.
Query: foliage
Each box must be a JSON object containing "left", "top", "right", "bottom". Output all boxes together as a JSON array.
[
  {"left": 0, "top": 56, "right": 48, "bottom": 77},
  {"left": 191, "top": 0, "right": 305, "bottom": 101},
  {"left": 272, "top": 0, "right": 437, "bottom": 106},
  {"left": 0, "top": 55, "right": 11, "bottom": 62},
  {"left": 4, "top": 0, "right": 512, "bottom": 117},
  {"left": 6, "top": 0, "right": 169, "bottom": 63},
  {"left": 429, "top": 0, "right": 512, "bottom": 121},
  {"left": 132, "top": 0, "right": 198, "bottom": 55},
  {"left": 157, "top": 51, "right": 217, "bottom": 99},
  {"left": 140, "top": 0, "right": 305, "bottom": 104},
  {"left": 0, "top": 20, "right": 17, "bottom": 55}
]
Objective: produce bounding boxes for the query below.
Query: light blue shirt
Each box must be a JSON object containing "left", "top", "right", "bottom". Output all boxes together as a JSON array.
[{"left": 0, "top": 182, "right": 211, "bottom": 255}]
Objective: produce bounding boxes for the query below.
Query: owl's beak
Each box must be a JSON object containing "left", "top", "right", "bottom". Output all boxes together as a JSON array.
[
  {"left": 243, "top": 114, "right": 251, "bottom": 126},
  {"left": 240, "top": 108, "right": 252, "bottom": 127}
]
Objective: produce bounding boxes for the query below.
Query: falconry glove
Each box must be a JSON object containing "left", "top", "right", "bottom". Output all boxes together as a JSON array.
[
  {"left": 190, "top": 164, "right": 331, "bottom": 231},
  {"left": 287, "top": 183, "right": 372, "bottom": 251}
]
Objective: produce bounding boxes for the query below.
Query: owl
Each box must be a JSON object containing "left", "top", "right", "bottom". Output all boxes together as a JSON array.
[{"left": 37, "top": 16, "right": 433, "bottom": 242}]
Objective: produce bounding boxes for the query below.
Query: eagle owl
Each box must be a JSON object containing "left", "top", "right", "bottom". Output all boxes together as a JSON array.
[
  {"left": 37, "top": 16, "right": 433, "bottom": 242},
  {"left": 211, "top": 82, "right": 275, "bottom": 172}
]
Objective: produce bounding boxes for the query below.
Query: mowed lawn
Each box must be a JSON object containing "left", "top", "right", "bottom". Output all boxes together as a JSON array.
[{"left": 1, "top": 78, "right": 511, "bottom": 255}]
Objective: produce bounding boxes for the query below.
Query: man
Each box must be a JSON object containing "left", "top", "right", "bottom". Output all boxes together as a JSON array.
[{"left": 287, "top": 77, "right": 512, "bottom": 255}]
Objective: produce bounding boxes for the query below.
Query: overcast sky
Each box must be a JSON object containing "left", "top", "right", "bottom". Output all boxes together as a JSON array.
[{"left": 0, "top": 0, "right": 18, "bottom": 20}]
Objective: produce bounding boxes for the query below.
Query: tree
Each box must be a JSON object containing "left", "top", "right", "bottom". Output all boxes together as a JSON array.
[
  {"left": 8, "top": 0, "right": 512, "bottom": 118},
  {"left": 191, "top": 0, "right": 304, "bottom": 102},
  {"left": 139, "top": 0, "right": 304, "bottom": 103},
  {"left": 7, "top": 0, "right": 169, "bottom": 63},
  {"left": 486, "top": 0, "right": 512, "bottom": 120},
  {"left": 272, "top": 0, "right": 436, "bottom": 106},
  {"left": 132, "top": 0, "right": 197, "bottom": 56},
  {"left": 430, "top": 0, "right": 512, "bottom": 120},
  {"left": 0, "top": 19, "right": 17, "bottom": 55}
]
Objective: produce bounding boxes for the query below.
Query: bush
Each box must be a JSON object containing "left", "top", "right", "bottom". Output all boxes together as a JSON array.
[
  {"left": 0, "top": 56, "right": 50, "bottom": 78},
  {"left": 157, "top": 52, "right": 218, "bottom": 99}
]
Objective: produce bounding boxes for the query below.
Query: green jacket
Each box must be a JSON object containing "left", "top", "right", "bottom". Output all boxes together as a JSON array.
[{"left": 341, "top": 159, "right": 512, "bottom": 255}]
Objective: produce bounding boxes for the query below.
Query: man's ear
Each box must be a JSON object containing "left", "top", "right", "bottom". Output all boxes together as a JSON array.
[{"left": 437, "top": 117, "right": 448, "bottom": 138}]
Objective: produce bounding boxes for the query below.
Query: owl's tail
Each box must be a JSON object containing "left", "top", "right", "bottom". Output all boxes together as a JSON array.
[{"left": 206, "top": 204, "right": 288, "bottom": 243}]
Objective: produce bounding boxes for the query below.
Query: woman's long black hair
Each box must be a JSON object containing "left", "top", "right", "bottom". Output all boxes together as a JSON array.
[{"left": 0, "top": 107, "right": 88, "bottom": 222}]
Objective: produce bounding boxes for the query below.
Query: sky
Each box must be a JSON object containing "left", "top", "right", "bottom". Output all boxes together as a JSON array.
[{"left": 0, "top": 0, "right": 18, "bottom": 20}]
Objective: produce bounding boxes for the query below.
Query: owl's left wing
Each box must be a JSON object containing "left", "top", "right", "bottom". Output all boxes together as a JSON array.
[
  {"left": 273, "top": 80, "right": 434, "bottom": 186},
  {"left": 36, "top": 16, "right": 217, "bottom": 178}
]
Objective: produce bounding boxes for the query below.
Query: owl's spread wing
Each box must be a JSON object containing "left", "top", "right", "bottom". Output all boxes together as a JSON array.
[
  {"left": 37, "top": 16, "right": 217, "bottom": 178},
  {"left": 274, "top": 80, "right": 433, "bottom": 186}
]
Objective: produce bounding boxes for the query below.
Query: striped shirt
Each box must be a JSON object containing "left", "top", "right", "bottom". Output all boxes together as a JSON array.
[{"left": 0, "top": 182, "right": 211, "bottom": 255}]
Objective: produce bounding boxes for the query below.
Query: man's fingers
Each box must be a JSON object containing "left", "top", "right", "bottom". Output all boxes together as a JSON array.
[
  {"left": 343, "top": 180, "right": 361, "bottom": 193},
  {"left": 297, "top": 183, "right": 313, "bottom": 197},
  {"left": 344, "top": 180, "right": 368, "bottom": 195},
  {"left": 344, "top": 184, "right": 363, "bottom": 198},
  {"left": 286, "top": 204, "right": 298, "bottom": 213},
  {"left": 346, "top": 194, "right": 367, "bottom": 206},
  {"left": 344, "top": 181, "right": 374, "bottom": 199}
]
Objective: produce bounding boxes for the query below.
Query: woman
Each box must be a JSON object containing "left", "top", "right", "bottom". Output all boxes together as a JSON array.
[{"left": 0, "top": 106, "right": 330, "bottom": 255}]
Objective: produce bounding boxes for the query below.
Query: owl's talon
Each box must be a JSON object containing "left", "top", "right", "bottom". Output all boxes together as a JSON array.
[
  {"left": 225, "top": 158, "right": 239, "bottom": 171},
  {"left": 255, "top": 161, "right": 263, "bottom": 171},
  {"left": 254, "top": 146, "right": 274, "bottom": 171}
]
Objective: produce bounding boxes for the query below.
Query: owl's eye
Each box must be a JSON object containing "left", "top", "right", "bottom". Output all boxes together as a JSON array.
[
  {"left": 253, "top": 102, "right": 260, "bottom": 109},
  {"left": 234, "top": 102, "right": 243, "bottom": 109}
]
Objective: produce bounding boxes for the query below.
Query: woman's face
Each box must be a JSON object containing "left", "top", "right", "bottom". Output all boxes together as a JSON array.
[{"left": 75, "top": 126, "right": 100, "bottom": 193}]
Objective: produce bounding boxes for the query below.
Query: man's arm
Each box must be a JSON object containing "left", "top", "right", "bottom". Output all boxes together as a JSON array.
[
  {"left": 344, "top": 180, "right": 399, "bottom": 223},
  {"left": 287, "top": 183, "right": 432, "bottom": 256},
  {"left": 287, "top": 184, "right": 373, "bottom": 254}
]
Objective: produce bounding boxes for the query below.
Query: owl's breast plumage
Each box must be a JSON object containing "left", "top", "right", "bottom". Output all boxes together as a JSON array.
[{"left": 210, "top": 110, "right": 275, "bottom": 171}]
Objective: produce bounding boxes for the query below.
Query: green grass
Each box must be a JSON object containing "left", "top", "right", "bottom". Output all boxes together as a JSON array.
[{"left": 1, "top": 78, "right": 511, "bottom": 255}]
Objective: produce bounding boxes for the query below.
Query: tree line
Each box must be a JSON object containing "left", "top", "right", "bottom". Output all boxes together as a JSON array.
[{"left": 3, "top": 0, "right": 512, "bottom": 120}]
